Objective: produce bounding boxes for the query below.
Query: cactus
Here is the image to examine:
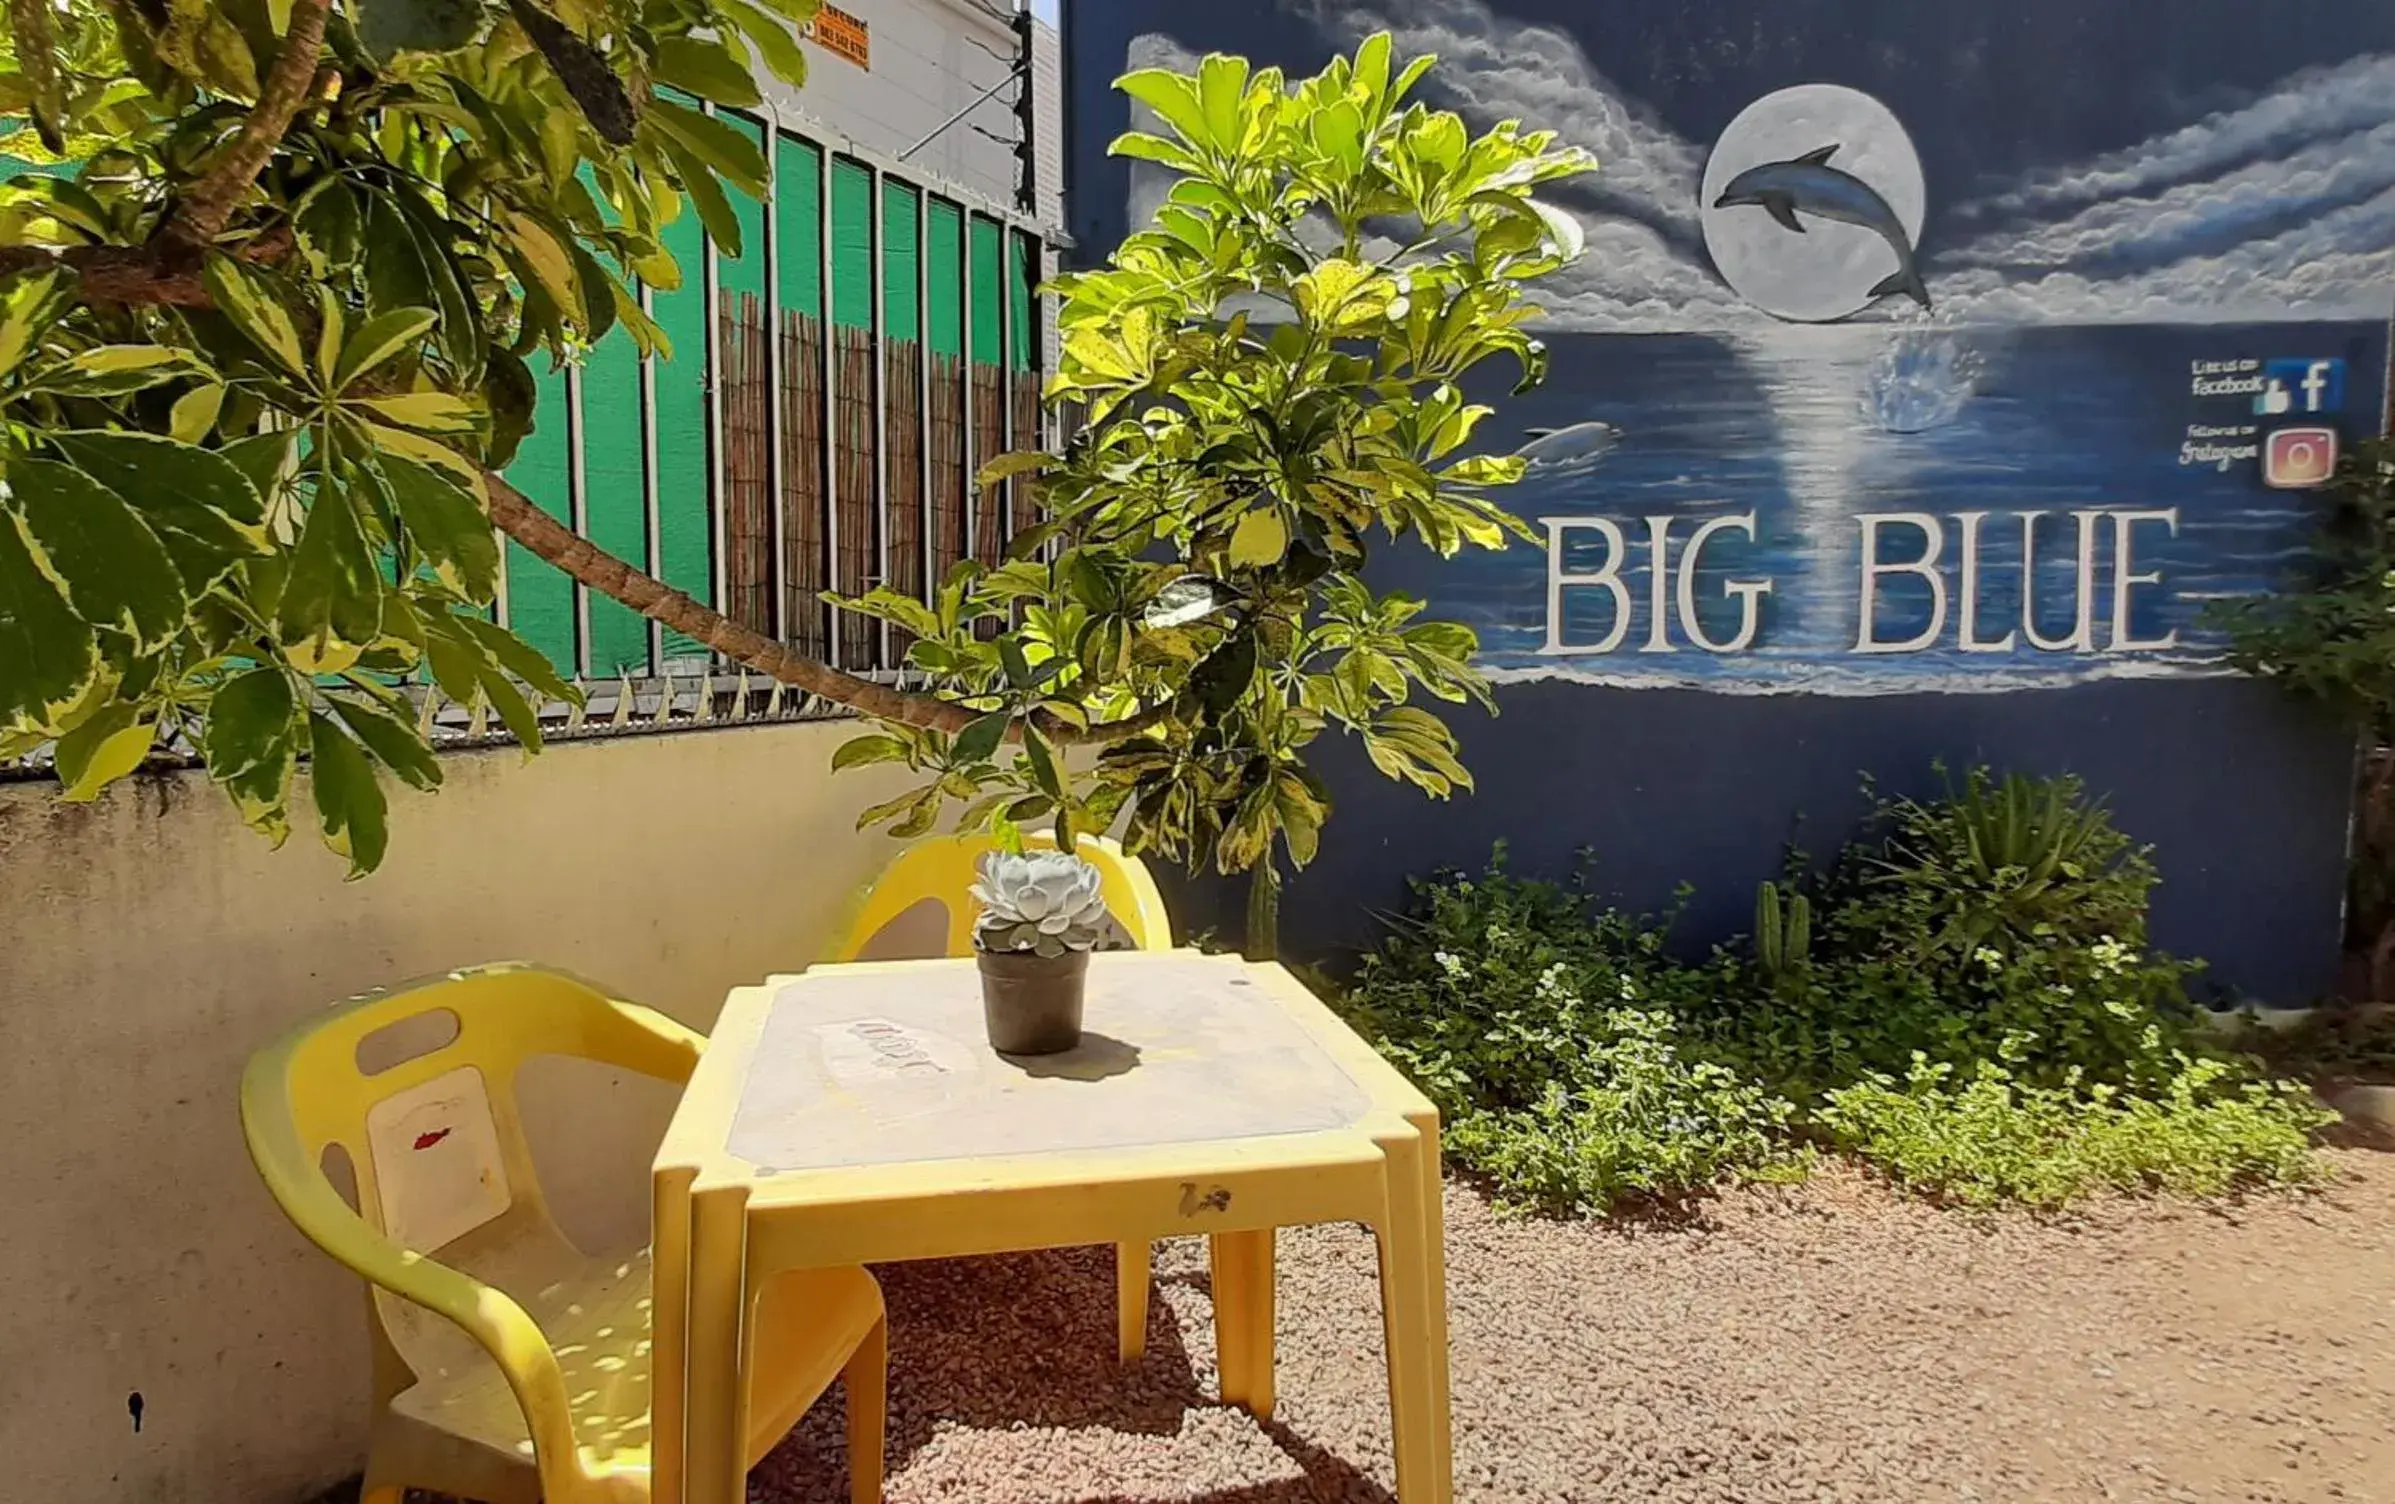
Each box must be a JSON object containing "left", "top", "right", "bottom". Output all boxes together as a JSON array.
[
  {"left": 970, "top": 849, "right": 1116, "bottom": 958},
  {"left": 1755, "top": 880, "right": 1811, "bottom": 979}
]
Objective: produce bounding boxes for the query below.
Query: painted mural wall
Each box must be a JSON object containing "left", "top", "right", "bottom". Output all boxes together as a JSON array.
[{"left": 1067, "top": 0, "right": 2395, "bottom": 999}]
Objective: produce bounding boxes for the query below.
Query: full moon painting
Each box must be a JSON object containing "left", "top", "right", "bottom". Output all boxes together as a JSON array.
[{"left": 1698, "top": 84, "right": 1928, "bottom": 324}]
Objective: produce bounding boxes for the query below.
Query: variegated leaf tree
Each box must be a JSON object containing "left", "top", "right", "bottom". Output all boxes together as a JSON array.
[{"left": 0, "top": 7, "right": 1588, "bottom": 953}]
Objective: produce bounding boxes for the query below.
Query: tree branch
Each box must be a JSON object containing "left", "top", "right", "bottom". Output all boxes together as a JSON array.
[
  {"left": 484, "top": 469, "right": 1170, "bottom": 745},
  {"left": 0, "top": 226, "right": 293, "bottom": 305},
  {"left": 160, "top": 0, "right": 331, "bottom": 252}
]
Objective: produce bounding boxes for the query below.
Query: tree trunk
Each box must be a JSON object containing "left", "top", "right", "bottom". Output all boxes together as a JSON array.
[{"left": 1243, "top": 860, "right": 1281, "bottom": 962}]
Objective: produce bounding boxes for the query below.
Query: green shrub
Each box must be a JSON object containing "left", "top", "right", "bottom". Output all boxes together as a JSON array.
[
  {"left": 1817, "top": 1046, "right": 2336, "bottom": 1209},
  {"left": 1444, "top": 1010, "right": 1801, "bottom": 1216},
  {"left": 1344, "top": 849, "right": 1790, "bottom": 1211},
  {"left": 1828, "top": 766, "right": 2157, "bottom": 961},
  {"left": 1340, "top": 770, "right": 2338, "bottom": 1215}
]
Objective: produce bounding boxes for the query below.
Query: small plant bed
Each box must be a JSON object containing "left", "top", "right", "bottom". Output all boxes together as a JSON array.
[{"left": 1340, "top": 767, "right": 2344, "bottom": 1214}]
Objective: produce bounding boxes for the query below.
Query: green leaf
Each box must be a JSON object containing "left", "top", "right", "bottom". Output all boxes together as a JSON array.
[
  {"left": 48, "top": 431, "right": 269, "bottom": 588},
  {"left": 720, "top": 0, "right": 809, "bottom": 88},
  {"left": 654, "top": 35, "right": 763, "bottom": 108},
  {"left": 6, "top": 458, "right": 187, "bottom": 652},
  {"left": 952, "top": 710, "right": 1011, "bottom": 766},
  {"left": 357, "top": 0, "right": 487, "bottom": 58},
  {"left": 831, "top": 733, "right": 908, "bottom": 771},
  {"left": 1108, "top": 132, "right": 1207, "bottom": 173},
  {"left": 308, "top": 711, "right": 390, "bottom": 877},
  {"left": 53, "top": 703, "right": 153, "bottom": 803},
  {"left": 329, "top": 692, "right": 443, "bottom": 792},
  {"left": 333, "top": 307, "right": 439, "bottom": 390},
  {"left": 202, "top": 258, "right": 309, "bottom": 376},
  {"left": 0, "top": 508, "right": 93, "bottom": 725},
  {"left": 353, "top": 392, "right": 480, "bottom": 433},
  {"left": 1228, "top": 509, "right": 1289, "bottom": 568},
  {"left": 1021, "top": 725, "right": 1063, "bottom": 799},
  {"left": 9, "top": 0, "right": 64, "bottom": 151},
  {"left": 505, "top": 211, "right": 585, "bottom": 329},
  {"left": 647, "top": 97, "right": 769, "bottom": 197},
  {"left": 170, "top": 383, "right": 227, "bottom": 445},
  {"left": 1116, "top": 67, "right": 1209, "bottom": 148},
  {"left": 975, "top": 449, "right": 1055, "bottom": 490},
  {"left": 202, "top": 665, "right": 300, "bottom": 843},
  {"left": 482, "top": 347, "right": 539, "bottom": 471},
  {"left": 220, "top": 431, "right": 297, "bottom": 506},
  {"left": 0, "top": 267, "right": 71, "bottom": 382},
  {"left": 450, "top": 611, "right": 578, "bottom": 705},
  {"left": 277, "top": 482, "right": 384, "bottom": 654},
  {"left": 1189, "top": 630, "right": 1257, "bottom": 715},
  {"left": 1197, "top": 53, "right": 1251, "bottom": 153},
  {"left": 36, "top": 344, "right": 208, "bottom": 398},
  {"left": 658, "top": 137, "right": 745, "bottom": 256},
  {"left": 379, "top": 454, "right": 499, "bottom": 600},
  {"left": 856, "top": 783, "right": 939, "bottom": 833},
  {"left": 998, "top": 635, "right": 1034, "bottom": 690}
]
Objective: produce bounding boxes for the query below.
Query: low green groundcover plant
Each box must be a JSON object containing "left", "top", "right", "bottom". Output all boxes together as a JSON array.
[{"left": 1341, "top": 767, "right": 2340, "bottom": 1213}]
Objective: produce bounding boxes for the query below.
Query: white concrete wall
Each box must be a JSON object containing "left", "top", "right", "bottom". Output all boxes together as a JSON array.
[
  {"left": 0, "top": 720, "right": 921, "bottom": 1504},
  {"left": 762, "top": 0, "right": 1066, "bottom": 234}
]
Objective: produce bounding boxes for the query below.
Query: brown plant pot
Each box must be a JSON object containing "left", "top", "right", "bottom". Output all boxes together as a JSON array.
[{"left": 976, "top": 949, "right": 1089, "bottom": 1055}]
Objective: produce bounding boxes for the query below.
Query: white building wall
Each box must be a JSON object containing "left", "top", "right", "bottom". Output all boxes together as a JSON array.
[{"left": 752, "top": 0, "right": 1068, "bottom": 239}]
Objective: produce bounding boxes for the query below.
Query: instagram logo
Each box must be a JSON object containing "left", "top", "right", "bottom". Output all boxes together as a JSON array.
[{"left": 2263, "top": 427, "right": 2339, "bottom": 489}]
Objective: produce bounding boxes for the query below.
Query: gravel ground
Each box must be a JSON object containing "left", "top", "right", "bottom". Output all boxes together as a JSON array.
[{"left": 735, "top": 1151, "right": 2395, "bottom": 1504}]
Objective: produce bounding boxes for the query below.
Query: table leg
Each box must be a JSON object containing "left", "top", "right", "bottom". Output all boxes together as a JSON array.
[
  {"left": 1207, "top": 1233, "right": 1252, "bottom": 1411},
  {"left": 650, "top": 1166, "right": 695, "bottom": 1504},
  {"left": 1376, "top": 1129, "right": 1450, "bottom": 1504},
  {"left": 684, "top": 1185, "right": 754, "bottom": 1504},
  {"left": 1116, "top": 1240, "right": 1152, "bottom": 1362},
  {"left": 1208, "top": 1229, "right": 1276, "bottom": 1417},
  {"left": 1410, "top": 1113, "right": 1454, "bottom": 1493}
]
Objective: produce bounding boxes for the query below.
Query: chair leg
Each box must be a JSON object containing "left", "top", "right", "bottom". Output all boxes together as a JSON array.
[
  {"left": 357, "top": 1461, "right": 405, "bottom": 1504},
  {"left": 845, "top": 1316, "right": 889, "bottom": 1504},
  {"left": 1115, "top": 1240, "right": 1152, "bottom": 1362}
]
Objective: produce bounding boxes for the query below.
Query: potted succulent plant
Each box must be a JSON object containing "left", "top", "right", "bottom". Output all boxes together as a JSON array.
[{"left": 970, "top": 849, "right": 1114, "bottom": 1054}]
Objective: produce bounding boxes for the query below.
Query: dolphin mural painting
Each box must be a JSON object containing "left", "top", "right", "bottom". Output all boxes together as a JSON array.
[
  {"left": 1712, "top": 143, "right": 1930, "bottom": 310},
  {"left": 1516, "top": 420, "right": 1623, "bottom": 474}
]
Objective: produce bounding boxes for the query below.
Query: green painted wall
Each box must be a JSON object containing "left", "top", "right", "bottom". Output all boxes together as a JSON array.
[
  {"left": 503, "top": 360, "right": 577, "bottom": 672},
  {"left": 831, "top": 159, "right": 874, "bottom": 331},
  {"left": 652, "top": 187, "right": 711, "bottom": 660},
  {"left": 719, "top": 114, "right": 768, "bottom": 305},
  {"left": 882, "top": 182, "right": 921, "bottom": 343},
  {"left": 1008, "top": 230, "right": 1036, "bottom": 372},
  {"left": 775, "top": 134, "right": 823, "bottom": 318},
  {"left": 969, "top": 216, "right": 1002, "bottom": 366},
  {"left": 927, "top": 200, "right": 964, "bottom": 358},
  {"left": 581, "top": 332, "right": 650, "bottom": 675}
]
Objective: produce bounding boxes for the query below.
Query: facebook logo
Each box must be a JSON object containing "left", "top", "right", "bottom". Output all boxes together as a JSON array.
[{"left": 2255, "top": 358, "right": 2346, "bottom": 416}]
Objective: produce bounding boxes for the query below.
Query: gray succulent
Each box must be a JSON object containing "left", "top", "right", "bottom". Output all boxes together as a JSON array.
[{"left": 971, "top": 849, "right": 1115, "bottom": 957}]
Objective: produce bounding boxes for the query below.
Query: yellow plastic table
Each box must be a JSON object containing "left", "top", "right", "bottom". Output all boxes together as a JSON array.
[{"left": 649, "top": 950, "right": 1452, "bottom": 1504}]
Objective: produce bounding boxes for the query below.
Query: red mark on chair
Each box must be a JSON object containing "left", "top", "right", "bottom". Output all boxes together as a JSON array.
[{"left": 413, "top": 1128, "right": 453, "bottom": 1151}]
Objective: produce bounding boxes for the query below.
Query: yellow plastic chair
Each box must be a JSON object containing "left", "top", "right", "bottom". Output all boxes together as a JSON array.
[
  {"left": 240, "top": 963, "right": 888, "bottom": 1504},
  {"left": 823, "top": 832, "right": 1174, "bottom": 1361}
]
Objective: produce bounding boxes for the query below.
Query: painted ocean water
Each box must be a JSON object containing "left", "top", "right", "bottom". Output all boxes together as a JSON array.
[{"left": 1378, "top": 320, "right": 2385, "bottom": 695}]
